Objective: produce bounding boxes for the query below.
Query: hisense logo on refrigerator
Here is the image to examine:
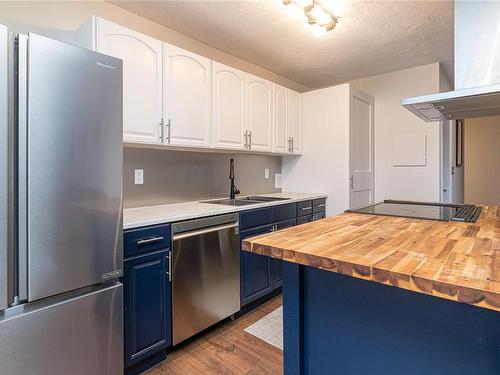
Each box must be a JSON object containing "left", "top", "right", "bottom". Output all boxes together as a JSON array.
[{"left": 96, "top": 61, "right": 116, "bottom": 70}]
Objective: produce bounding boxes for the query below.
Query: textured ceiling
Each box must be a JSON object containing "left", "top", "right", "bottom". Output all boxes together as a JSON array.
[{"left": 111, "top": 0, "right": 454, "bottom": 89}]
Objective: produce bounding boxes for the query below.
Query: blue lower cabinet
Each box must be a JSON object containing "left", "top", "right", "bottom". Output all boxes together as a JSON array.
[
  {"left": 240, "top": 225, "right": 274, "bottom": 305},
  {"left": 271, "top": 219, "right": 296, "bottom": 289},
  {"left": 271, "top": 258, "right": 283, "bottom": 289},
  {"left": 123, "top": 250, "right": 171, "bottom": 369},
  {"left": 297, "top": 214, "right": 312, "bottom": 224},
  {"left": 240, "top": 217, "right": 299, "bottom": 306}
]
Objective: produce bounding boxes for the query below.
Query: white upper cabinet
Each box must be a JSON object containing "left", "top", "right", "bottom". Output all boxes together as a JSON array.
[
  {"left": 212, "top": 62, "right": 246, "bottom": 150},
  {"left": 273, "top": 84, "right": 289, "bottom": 154},
  {"left": 289, "top": 89, "right": 303, "bottom": 155},
  {"left": 95, "top": 18, "right": 163, "bottom": 144},
  {"left": 163, "top": 44, "right": 212, "bottom": 148},
  {"left": 246, "top": 74, "right": 273, "bottom": 152},
  {"left": 76, "top": 16, "right": 304, "bottom": 156}
]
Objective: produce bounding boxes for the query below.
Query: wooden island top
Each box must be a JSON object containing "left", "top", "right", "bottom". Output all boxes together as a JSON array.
[{"left": 242, "top": 205, "right": 500, "bottom": 312}]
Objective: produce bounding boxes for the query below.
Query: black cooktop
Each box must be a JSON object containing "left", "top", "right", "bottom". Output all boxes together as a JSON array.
[{"left": 347, "top": 200, "right": 481, "bottom": 222}]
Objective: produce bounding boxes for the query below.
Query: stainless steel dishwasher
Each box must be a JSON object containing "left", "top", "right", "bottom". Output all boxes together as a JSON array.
[{"left": 171, "top": 213, "right": 240, "bottom": 345}]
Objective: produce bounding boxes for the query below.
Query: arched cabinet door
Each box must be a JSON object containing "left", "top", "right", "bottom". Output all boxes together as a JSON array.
[
  {"left": 273, "top": 84, "right": 289, "bottom": 154},
  {"left": 96, "top": 18, "right": 163, "bottom": 144},
  {"left": 247, "top": 74, "right": 273, "bottom": 152},
  {"left": 289, "top": 89, "right": 303, "bottom": 155},
  {"left": 163, "top": 44, "right": 212, "bottom": 148},
  {"left": 212, "top": 62, "right": 246, "bottom": 150}
]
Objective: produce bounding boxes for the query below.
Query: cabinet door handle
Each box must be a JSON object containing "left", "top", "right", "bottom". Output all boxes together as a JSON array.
[
  {"left": 167, "top": 119, "right": 171, "bottom": 143},
  {"left": 136, "top": 236, "right": 164, "bottom": 246},
  {"left": 248, "top": 130, "right": 252, "bottom": 149},
  {"left": 244, "top": 130, "right": 248, "bottom": 149},
  {"left": 159, "top": 118, "right": 164, "bottom": 141},
  {"left": 291, "top": 137, "right": 294, "bottom": 153},
  {"left": 166, "top": 254, "right": 172, "bottom": 283},
  {"left": 301, "top": 206, "right": 312, "bottom": 211},
  {"left": 316, "top": 203, "right": 326, "bottom": 208}
]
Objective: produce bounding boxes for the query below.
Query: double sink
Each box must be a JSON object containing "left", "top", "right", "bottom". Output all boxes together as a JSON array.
[{"left": 201, "top": 196, "right": 291, "bottom": 207}]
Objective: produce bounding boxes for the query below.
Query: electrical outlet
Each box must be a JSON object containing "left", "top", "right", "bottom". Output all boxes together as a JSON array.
[
  {"left": 275, "top": 173, "right": 283, "bottom": 189},
  {"left": 264, "top": 168, "right": 270, "bottom": 179},
  {"left": 134, "top": 169, "right": 144, "bottom": 185}
]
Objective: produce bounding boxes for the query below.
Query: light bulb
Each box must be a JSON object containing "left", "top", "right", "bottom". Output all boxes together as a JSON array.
[{"left": 308, "top": 4, "right": 332, "bottom": 25}]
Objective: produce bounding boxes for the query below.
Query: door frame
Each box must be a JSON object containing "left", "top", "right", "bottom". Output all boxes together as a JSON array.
[{"left": 349, "top": 86, "right": 375, "bottom": 209}]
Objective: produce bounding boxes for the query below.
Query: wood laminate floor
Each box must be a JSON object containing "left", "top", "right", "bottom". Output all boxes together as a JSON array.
[{"left": 146, "top": 296, "right": 283, "bottom": 375}]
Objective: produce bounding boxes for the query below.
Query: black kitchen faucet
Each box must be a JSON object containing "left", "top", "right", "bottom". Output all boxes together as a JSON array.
[{"left": 229, "top": 158, "right": 240, "bottom": 199}]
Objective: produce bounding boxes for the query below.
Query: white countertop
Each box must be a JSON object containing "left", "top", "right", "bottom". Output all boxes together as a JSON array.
[{"left": 123, "top": 192, "right": 327, "bottom": 229}]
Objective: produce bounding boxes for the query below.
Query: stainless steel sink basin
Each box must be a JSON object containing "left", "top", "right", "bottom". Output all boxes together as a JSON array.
[
  {"left": 243, "top": 196, "right": 291, "bottom": 202},
  {"left": 200, "top": 198, "right": 262, "bottom": 206},
  {"left": 200, "top": 196, "right": 291, "bottom": 206}
]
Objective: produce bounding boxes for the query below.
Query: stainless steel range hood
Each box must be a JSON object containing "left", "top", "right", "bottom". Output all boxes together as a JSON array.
[{"left": 402, "top": 1, "right": 500, "bottom": 122}]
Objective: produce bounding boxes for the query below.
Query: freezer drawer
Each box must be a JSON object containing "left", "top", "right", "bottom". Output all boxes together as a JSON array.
[{"left": 0, "top": 283, "right": 123, "bottom": 375}]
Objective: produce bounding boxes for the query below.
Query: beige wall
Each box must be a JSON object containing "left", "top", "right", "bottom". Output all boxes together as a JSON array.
[
  {"left": 464, "top": 116, "right": 500, "bottom": 205},
  {"left": 0, "top": 0, "right": 307, "bottom": 92},
  {"left": 282, "top": 84, "right": 351, "bottom": 216},
  {"left": 351, "top": 63, "right": 442, "bottom": 202}
]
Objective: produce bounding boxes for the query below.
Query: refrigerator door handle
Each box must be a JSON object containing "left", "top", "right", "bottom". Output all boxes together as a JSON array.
[
  {"left": 17, "top": 34, "right": 28, "bottom": 302},
  {"left": 0, "top": 24, "right": 8, "bottom": 310}
]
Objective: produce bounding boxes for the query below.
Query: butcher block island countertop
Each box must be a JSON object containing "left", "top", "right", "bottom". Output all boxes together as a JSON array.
[{"left": 242, "top": 205, "right": 500, "bottom": 312}]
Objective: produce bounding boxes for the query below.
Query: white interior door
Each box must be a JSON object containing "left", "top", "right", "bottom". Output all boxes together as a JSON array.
[
  {"left": 247, "top": 74, "right": 272, "bottom": 152},
  {"left": 96, "top": 18, "right": 162, "bottom": 144},
  {"left": 349, "top": 88, "right": 374, "bottom": 209},
  {"left": 164, "top": 44, "right": 211, "bottom": 148},
  {"left": 273, "top": 84, "right": 288, "bottom": 153},
  {"left": 212, "top": 62, "right": 246, "bottom": 150}
]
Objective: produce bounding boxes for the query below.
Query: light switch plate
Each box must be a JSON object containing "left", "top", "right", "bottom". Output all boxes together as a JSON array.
[
  {"left": 275, "top": 173, "right": 282, "bottom": 189},
  {"left": 264, "top": 169, "right": 270, "bottom": 179},
  {"left": 134, "top": 169, "right": 144, "bottom": 185}
]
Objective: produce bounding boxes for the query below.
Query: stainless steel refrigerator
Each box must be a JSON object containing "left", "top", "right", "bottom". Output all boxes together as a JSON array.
[{"left": 0, "top": 26, "right": 124, "bottom": 375}]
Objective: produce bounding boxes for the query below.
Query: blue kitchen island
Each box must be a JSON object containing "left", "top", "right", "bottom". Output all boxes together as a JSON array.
[{"left": 242, "top": 207, "right": 500, "bottom": 375}]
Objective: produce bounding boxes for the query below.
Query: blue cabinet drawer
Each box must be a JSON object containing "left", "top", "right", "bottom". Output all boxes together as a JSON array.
[
  {"left": 297, "top": 214, "right": 312, "bottom": 225},
  {"left": 124, "top": 224, "right": 171, "bottom": 258},
  {"left": 297, "top": 200, "right": 313, "bottom": 216},
  {"left": 312, "top": 211, "right": 326, "bottom": 221},
  {"left": 273, "top": 203, "right": 297, "bottom": 222},
  {"left": 313, "top": 198, "right": 326, "bottom": 213},
  {"left": 239, "top": 208, "right": 273, "bottom": 230}
]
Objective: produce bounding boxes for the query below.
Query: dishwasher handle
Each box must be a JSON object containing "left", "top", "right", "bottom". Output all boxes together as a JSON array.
[{"left": 172, "top": 222, "right": 238, "bottom": 241}]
